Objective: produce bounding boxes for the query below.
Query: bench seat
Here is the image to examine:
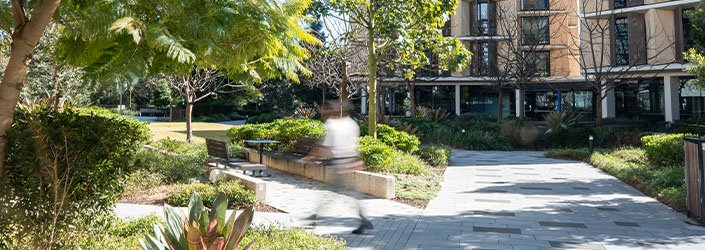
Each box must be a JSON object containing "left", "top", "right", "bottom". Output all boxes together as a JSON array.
[{"left": 207, "top": 138, "right": 267, "bottom": 176}]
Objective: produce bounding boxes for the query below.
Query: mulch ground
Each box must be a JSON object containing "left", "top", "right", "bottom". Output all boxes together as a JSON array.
[
  {"left": 119, "top": 184, "right": 284, "bottom": 213},
  {"left": 392, "top": 165, "right": 448, "bottom": 209}
]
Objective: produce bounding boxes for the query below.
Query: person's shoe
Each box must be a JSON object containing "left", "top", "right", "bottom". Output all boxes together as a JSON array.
[{"left": 352, "top": 222, "right": 373, "bottom": 234}]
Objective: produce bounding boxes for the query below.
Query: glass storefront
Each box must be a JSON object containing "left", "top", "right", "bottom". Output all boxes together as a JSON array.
[
  {"left": 414, "top": 85, "right": 456, "bottom": 113},
  {"left": 460, "top": 86, "right": 514, "bottom": 117},
  {"left": 679, "top": 76, "right": 705, "bottom": 119},
  {"left": 615, "top": 78, "right": 664, "bottom": 119}
]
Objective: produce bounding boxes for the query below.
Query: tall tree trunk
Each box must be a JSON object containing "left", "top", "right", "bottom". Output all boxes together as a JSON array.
[
  {"left": 51, "top": 66, "right": 61, "bottom": 112},
  {"left": 497, "top": 86, "right": 503, "bottom": 121},
  {"left": 186, "top": 101, "right": 193, "bottom": 143},
  {"left": 519, "top": 86, "right": 525, "bottom": 120},
  {"left": 367, "top": 27, "right": 377, "bottom": 138},
  {"left": 321, "top": 85, "right": 326, "bottom": 107},
  {"left": 406, "top": 80, "right": 417, "bottom": 118},
  {"left": 0, "top": 0, "right": 62, "bottom": 177},
  {"left": 594, "top": 80, "right": 603, "bottom": 128}
]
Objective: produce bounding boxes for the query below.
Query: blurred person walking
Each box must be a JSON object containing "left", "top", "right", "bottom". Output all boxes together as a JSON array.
[{"left": 302, "top": 100, "right": 374, "bottom": 234}]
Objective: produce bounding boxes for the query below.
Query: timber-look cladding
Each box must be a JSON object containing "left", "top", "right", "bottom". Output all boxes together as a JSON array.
[{"left": 684, "top": 139, "right": 703, "bottom": 220}]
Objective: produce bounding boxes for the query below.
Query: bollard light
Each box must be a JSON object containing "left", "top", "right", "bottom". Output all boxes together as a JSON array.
[
  {"left": 462, "top": 129, "right": 466, "bottom": 133},
  {"left": 589, "top": 135, "right": 594, "bottom": 154}
]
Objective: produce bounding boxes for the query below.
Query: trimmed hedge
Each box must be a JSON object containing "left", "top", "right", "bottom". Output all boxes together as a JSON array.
[
  {"left": 361, "top": 124, "right": 420, "bottom": 153},
  {"left": 641, "top": 133, "right": 693, "bottom": 167},
  {"left": 358, "top": 136, "right": 425, "bottom": 175}
]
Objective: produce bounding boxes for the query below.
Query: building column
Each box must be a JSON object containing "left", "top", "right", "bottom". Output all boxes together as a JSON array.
[
  {"left": 515, "top": 89, "right": 521, "bottom": 117},
  {"left": 664, "top": 76, "right": 680, "bottom": 123},
  {"left": 455, "top": 84, "right": 461, "bottom": 115},
  {"left": 361, "top": 86, "right": 367, "bottom": 114},
  {"left": 601, "top": 82, "right": 616, "bottom": 118}
]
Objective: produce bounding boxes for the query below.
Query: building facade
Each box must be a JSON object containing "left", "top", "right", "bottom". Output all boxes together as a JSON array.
[{"left": 368, "top": 0, "right": 701, "bottom": 122}]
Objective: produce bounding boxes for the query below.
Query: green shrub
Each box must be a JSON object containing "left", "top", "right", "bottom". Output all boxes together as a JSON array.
[
  {"left": 242, "top": 225, "right": 346, "bottom": 250},
  {"left": 360, "top": 124, "right": 420, "bottom": 153},
  {"left": 416, "top": 144, "right": 451, "bottom": 166},
  {"left": 382, "top": 150, "right": 426, "bottom": 175},
  {"left": 227, "top": 118, "right": 325, "bottom": 151},
  {"left": 1, "top": 105, "right": 150, "bottom": 249},
  {"left": 132, "top": 148, "right": 207, "bottom": 183},
  {"left": 228, "top": 112, "right": 246, "bottom": 120},
  {"left": 74, "top": 214, "right": 163, "bottom": 250},
  {"left": 167, "top": 180, "right": 256, "bottom": 207},
  {"left": 246, "top": 112, "right": 277, "bottom": 124},
  {"left": 122, "top": 169, "right": 166, "bottom": 196},
  {"left": 151, "top": 138, "right": 208, "bottom": 162},
  {"left": 641, "top": 133, "right": 693, "bottom": 167},
  {"left": 359, "top": 136, "right": 395, "bottom": 168}
]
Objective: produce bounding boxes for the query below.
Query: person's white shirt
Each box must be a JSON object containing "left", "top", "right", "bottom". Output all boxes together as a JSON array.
[{"left": 322, "top": 117, "right": 359, "bottom": 159}]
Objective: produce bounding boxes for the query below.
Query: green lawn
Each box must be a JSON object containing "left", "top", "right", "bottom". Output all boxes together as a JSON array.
[{"left": 147, "top": 122, "right": 234, "bottom": 143}]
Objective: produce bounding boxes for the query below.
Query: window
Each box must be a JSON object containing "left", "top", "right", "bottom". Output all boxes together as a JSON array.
[
  {"left": 522, "top": 0, "right": 548, "bottom": 10},
  {"left": 476, "top": 42, "right": 496, "bottom": 75},
  {"left": 476, "top": 1, "right": 496, "bottom": 35},
  {"left": 614, "top": 17, "right": 629, "bottom": 65},
  {"left": 523, "top": 51, "right": 550, "bottom": 76},
  {"left": 614, "top": 0, "right": 626, "bottom": 9},
  {"left": 521, "top": 16, "right": 549, "bottom": 45},
  {"left": 683, "top": 9, "right": 694, "bottom": 51}
]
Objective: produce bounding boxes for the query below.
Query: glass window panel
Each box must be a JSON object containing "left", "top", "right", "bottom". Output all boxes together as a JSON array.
[
  {"left": 521, "top": 17, "right": 549, "bottom": 45},
  {"left": 614, "top": 17, "right": 629, "bottom": 65},
  {"left": 522, "top": 51, "right": 550, "bottom": 76},
  {"left": 522, "top": 0, "right": 549, "bottom": 10}
]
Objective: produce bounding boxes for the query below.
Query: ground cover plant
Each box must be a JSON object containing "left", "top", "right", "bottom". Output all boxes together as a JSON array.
[
  {"left": 227, "top": 118, "right": 325, "bottom": 151},
  {"left": 545, "top": 134, "right": 692, "bottom": 212},
  {"left": 167, "top": 180, "right": 257, "bottom": 208}
]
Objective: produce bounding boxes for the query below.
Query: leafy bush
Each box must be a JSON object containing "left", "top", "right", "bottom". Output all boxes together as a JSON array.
[
  {"left": 382, "top": 150, "right": 426, "bottom": 175},
  {"left": 361, "top": 124, "right": 420, "bottom": 153},
  {"left": 358, "top": 136, "right": 395, "bottom": 168},
  {"left": 543, "top": 111, "right": 582, "bottom": 134},
  {"left": 132, "top": 148, "right": 207, "bottom": 183},
  {"left": 168, "top": 180, "right": 256, "bottom": 207},
  {"left": 73, "top": 214, "right": 163, "bottom": 250},
  {"left": 227, "top": 118, "right": 325, "bottom": 151},
  {"left": 1, "top": 105, "right": 150, "bottom": 249},
  {"left": 416, "top": 144, "right": 451, "bottom": 166},
  {"left": 151, "top": 138, "right": 209, "bottom": 162},
  {"left": 108, "top": 107, "right": 140, "bottom": 116},
  {"left": 641, "top": 133, "right": 693, "bottom": 167},
  {"left": 241, "top": 225, "right": 346, "bottom": 250},
  {"left": 499, "top": 120, "right": 539, "bottom": 148},
  {"left": 228, "top": 112, "right": 246, "bottom": 120},
  {"left": 246, "top": 112, "right": 277, "bottom": 124},
  {"left": 122, "top": 169, "right": 167, "bottom": 196}
]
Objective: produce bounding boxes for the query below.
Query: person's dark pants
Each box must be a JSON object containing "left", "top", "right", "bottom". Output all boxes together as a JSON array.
[{"left": 313, "top": 158, "right": 372, "bottom": 227}]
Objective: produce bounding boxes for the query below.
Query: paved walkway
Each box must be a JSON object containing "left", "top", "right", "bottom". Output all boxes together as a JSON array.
[{"left": 115, "top": 150, "right": 705, "bottom": 249}]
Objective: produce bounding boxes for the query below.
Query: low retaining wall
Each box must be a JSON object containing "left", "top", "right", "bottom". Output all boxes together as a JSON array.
[
  {"left": 245, "top": 148, "right": 395, "bottom": 199},
  {"left": 207, "top": 166, "right": 267, "bottom": 202}
]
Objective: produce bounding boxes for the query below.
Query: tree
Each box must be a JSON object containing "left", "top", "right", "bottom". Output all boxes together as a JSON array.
[
  {"left": 494, "top": 0, "right": 571, "bottom": 120},
  {"left": 0, "top": 0, "right": 318, "bottom": 174},
  {"left": 331, "top": 0, "right": 471, "bottom": 137},
  {"left": 0, "top": 0, "right": 62, "bottom": 177},
  {"left": 157, "top": 67, "right": 245, "bottom": 142},
  {"left": 574, "top": 0, "right": 676, "bottom": 127}
]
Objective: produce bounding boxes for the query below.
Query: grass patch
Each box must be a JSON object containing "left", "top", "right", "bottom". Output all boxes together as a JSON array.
[
  {"left": 147, "top": 122, "right": 234, "bottom": 143},
  {"left": 242, "top": 225, "right": 346, "bottom": 250},
  {"left": 544, "top": 148, "right": 593, "bottom": 161},
  {"left": 392, "top": 167, "right": 443, "bottom": 202}
]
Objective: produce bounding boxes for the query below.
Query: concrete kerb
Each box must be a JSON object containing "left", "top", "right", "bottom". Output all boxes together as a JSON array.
[{"left": 244, "top": 148, "right": 395, "bottom": 199}]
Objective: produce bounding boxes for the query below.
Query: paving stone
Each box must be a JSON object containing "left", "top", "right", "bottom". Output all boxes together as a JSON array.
[
  {"left": 614, "top": 221, "right": 640, "bottom": 227},
  {"left": 548, "top": 241, "right": 606, "bottom": 249},
  {"left": 539, "top": 221, "right": 588, "bottom": 228},
  {"left": 473, "top": 211, "right": 516, "bottom": 217},
  {"left": 473, "top": 226, "right": 522, "bottom": 234},
  {"left": 475, "top": 199, "right": 511, "bottom": 203}
]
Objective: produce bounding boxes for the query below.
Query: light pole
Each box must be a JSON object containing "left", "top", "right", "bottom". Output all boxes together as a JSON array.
[{"left": 589, "top": 135, "right": 594, "bottom": 154}]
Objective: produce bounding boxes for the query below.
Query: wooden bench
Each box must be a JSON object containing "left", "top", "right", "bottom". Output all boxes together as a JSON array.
[
  {"left": 292, "top": 136, "right": 319, "bottom": 155},
  {"left": 206, "top": 138, "right": 267, "bottom": 176},
  {"left": 139, "top": 108, "right": 169, "bottom": 117}
]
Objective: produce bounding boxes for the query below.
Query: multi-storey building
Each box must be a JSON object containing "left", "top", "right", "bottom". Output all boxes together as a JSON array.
[
  {"left": 580, "top": 0, "right": 700, "bottom": 122},
  {"left": 368, "top": 0, "right": 701, "bottom": 122}
]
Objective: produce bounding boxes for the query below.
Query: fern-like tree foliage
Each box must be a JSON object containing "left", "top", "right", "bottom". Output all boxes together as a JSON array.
[
  {"left": 0, "top": 0, "right": 319, "bottom": 175},
  {"left": 686, "top": 3, "right": 705, "bottom": 89},
  {"left": 329, "top": 0, "right": 471, "bottom": 138}
]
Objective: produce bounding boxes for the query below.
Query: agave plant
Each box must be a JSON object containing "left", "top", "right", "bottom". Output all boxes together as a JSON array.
[
  {"left": 388, "top": 119, "right": 422, "bottom": 137},
  {"left": 140, "top": 192, "right": 256, "bottom": 250},
  {"left": 294, "top": 107, "right": 317, "bottom": 119},
  {"left": 421, "top": 107, "right": 449, "bottom": 122},
  {"left": 543, "top": 110, "right": 583, "bottom": 134}
]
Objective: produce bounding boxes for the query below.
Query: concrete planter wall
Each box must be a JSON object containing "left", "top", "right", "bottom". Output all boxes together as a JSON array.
[{"left": 245, "top": 148, "right": 395, "bottom": 199}]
